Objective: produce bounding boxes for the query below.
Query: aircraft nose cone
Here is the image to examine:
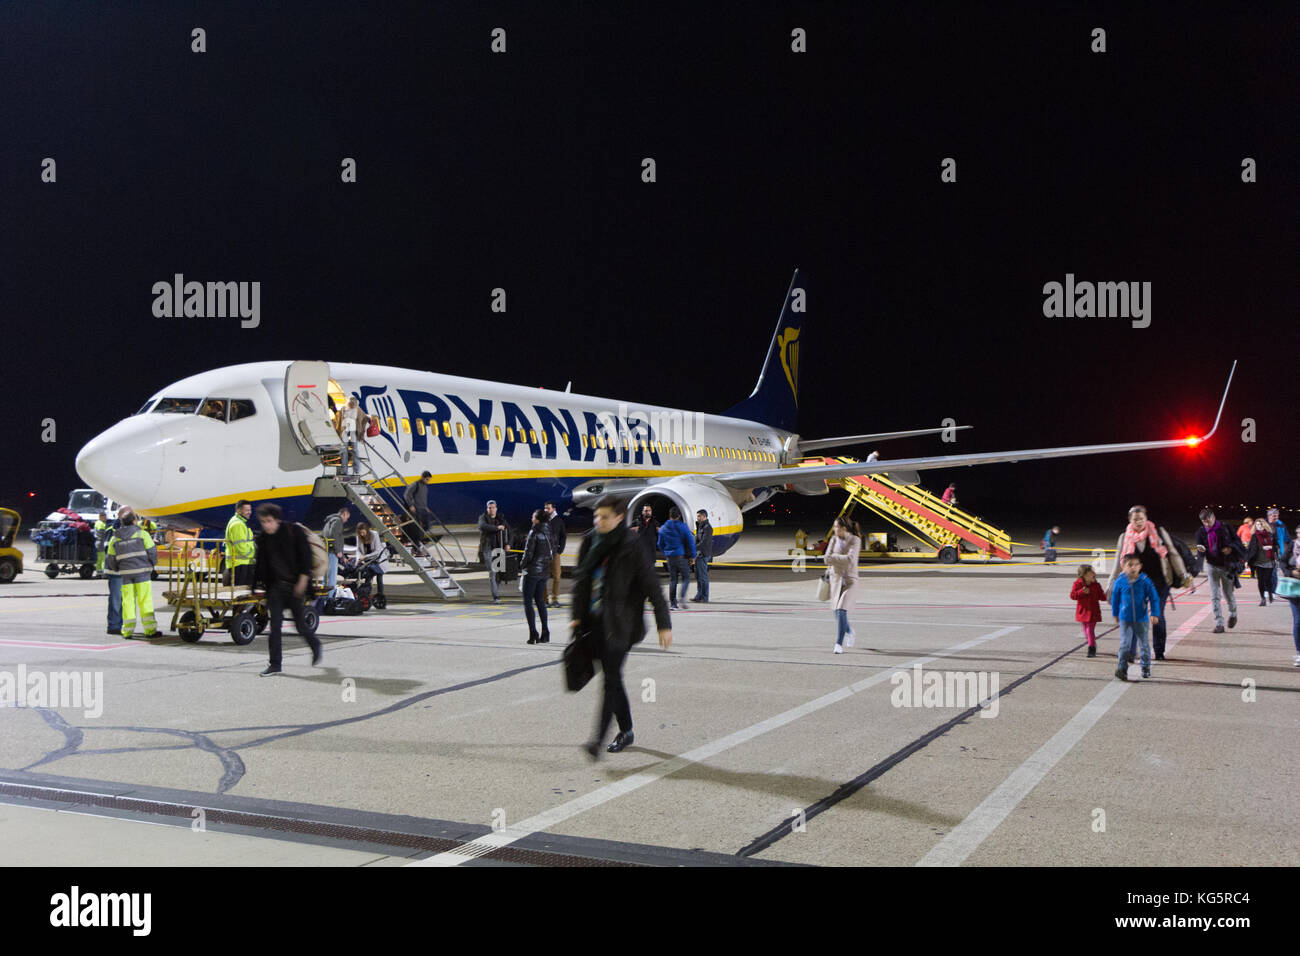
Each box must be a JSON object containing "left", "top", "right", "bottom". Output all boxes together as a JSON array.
[{"left": 76, "top": 419, "right": 165, "bottom": 510}]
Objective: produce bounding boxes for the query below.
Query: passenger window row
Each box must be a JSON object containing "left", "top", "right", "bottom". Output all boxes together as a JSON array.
[{"left": 374, "top": 416, "right": 777, "bottom": 464}]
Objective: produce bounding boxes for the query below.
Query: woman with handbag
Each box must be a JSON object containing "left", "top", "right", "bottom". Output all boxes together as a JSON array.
[
  {"left": 825, "top": 517, "right": 861, "bottom": 654},
  {"left": 1245, "top": 518, "right": 1278, "bottom": 605}
]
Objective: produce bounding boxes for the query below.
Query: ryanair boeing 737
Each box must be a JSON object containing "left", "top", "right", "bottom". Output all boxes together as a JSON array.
[{"left": 75, "top": 271, "right": 1234, "bottom": 556}]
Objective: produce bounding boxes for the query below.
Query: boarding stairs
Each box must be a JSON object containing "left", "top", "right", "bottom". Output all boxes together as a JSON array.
[
  {"left": 315, "top": 444, "right": 470, "bottom": 601},
  {"left": 806, "top": 456, "right": 1013, "bottom": 561}
]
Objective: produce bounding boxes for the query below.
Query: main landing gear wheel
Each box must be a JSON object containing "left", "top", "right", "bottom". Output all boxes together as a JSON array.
[{"left": 178, "top": 610, "right": 205, "bottom": 643}]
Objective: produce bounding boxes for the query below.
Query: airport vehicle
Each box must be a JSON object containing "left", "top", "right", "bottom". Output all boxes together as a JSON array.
[
  {"left": 41, "top": 488, "right": 122, "bottom": 524},
  {"left": 162, "top": 536, "right": 322, "bottom": 644},
  {"left": 75, "top": 271, "right": 1236, "bottom": 597},
  {"left": 0, "top": 508, "right": 23, "bottom": 582},
  {"left": 32, "top": 522, "right": 97, "bottom": 578}
]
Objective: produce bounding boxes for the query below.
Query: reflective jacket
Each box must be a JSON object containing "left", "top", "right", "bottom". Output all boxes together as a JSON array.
[
  {"left": 224, "top": 513, "right": 256, "bottom": 567},
  {"left": 106, "top": 525, "right": 158, "bottom": 584}
]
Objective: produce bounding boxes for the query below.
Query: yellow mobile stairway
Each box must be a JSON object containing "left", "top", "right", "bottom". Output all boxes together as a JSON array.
[{"left": 805, "top": 456, "right": 1013, "bottom": 562}]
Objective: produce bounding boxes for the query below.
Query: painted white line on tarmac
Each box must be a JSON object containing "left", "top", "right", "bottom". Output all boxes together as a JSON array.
[
  {"left": 409, "top": 625, "right": 1022, "bottom": 866},
  {"left": 915, "top": 603, "right": 1213, "bottom": 867}
]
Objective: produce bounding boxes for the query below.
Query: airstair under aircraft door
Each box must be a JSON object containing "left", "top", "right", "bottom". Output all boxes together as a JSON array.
[{"left": 285, "top": 361, "right": 342, "bottom": 456}]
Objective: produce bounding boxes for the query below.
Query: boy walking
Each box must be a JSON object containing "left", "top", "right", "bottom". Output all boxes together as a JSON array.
[{"left": 1110, "top": 552, "right": 1161, "bottom": 681}]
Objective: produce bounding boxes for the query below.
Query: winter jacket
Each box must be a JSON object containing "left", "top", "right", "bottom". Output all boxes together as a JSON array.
[
  {"left": 570, "top": 523, "right": 672, "bottom": 653},
  {"left": 1110, "top": 572, "right": 1161, "bottom": 623},
  {"left": 695, "top": 520, "right": 714, "bottom": 559},
  {"left": 322, "top": 512, "right": 347, "bottom": 557},
  {"left": 1245, "top": 531, "right": 1277, "bottom": 568},
  {"left": 1070, "top": 578, "right": 1106, "bottom": 623},
  {"left": 522, "top": 525, "right": 555, "bottom": 579},
  {"left": 224, "top": 513, "right": 256, "bottom": 567},
  {"left": 824, "top": 532, "right": 861, "bottom": 612},
  {"left": 105, "top": 525, "right": 158, "bottom": 584},
  {"left": 657, "top": 519, "right": 696, "bottom": 558},
  {"left": 1195, "top": 521, "right": 1246, "bottom": 569},
  {"left": 545, "top": 513, "right": 567, "bottom": 554},
  {"left": 478, "top": 512, "right": 510, "bottom": 558},
  {"left": 1106, "top": 524, "right": 1188, "bottom": 592},
  {"left": 254, "top": 521, "right": 312, "bottom": 589}
]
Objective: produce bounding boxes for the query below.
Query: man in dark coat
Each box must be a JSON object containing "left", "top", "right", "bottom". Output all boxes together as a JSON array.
[
  {"left": 477, "top": 500, "right": 511, "bottom": 602},
  {"left": 1195, "top": 508, "right": 1246, "bottom": 634},
  {"left": 253, "top": 503, "right": 322, "bottom": 676},
  {"left": 631, "top": 504, "right": 660, "bottom": 564},
  {"left": 691, "top": 509, "right": 713, "bottom": 603},
  {"left": 569, "top": 496, "right": 672, "bottom": 757},
  {"left": 543, "top": 500, "right": 567, "bottom": 608}
]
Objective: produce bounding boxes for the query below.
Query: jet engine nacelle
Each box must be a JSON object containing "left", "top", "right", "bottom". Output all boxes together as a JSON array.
[{"left": 626, "top": 477, "right": 743, "bottom": 556}]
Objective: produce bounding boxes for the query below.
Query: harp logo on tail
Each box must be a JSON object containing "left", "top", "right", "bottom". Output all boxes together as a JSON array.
[{"left": 779, "top": 327, "right": 800, "bottom": 405}]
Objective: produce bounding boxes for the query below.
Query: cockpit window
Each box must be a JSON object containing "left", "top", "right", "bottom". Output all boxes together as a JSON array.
[
  {"left": 199, "top": 399, "right": 228, "bottom": 422},
  {"left": 135, "top": 399, "right": 157, "bottom": 415},
  {"left": 228, "top": 399, "right": 256, "bottom": 422},
  {"left": 155, "top": 398, "right": 201, "bottom": 414}
]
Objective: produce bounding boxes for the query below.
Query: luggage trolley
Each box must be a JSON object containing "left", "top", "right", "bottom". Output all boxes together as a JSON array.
[{"left": 163, "top": 536, "right": 322, "bottom": 645}]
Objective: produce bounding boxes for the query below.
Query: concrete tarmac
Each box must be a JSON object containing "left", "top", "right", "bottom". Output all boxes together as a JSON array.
[{"left": 2, "top": 530, "right": 1297, "bottom": 866}]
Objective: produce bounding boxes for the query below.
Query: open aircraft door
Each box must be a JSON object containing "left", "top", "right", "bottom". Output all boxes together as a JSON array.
[{"left": 285, "top": 361, "right": 343, "bottom": 457}]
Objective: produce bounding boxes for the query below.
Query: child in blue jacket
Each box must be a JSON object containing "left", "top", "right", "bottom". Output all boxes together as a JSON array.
[{"left": 1110, "top": 552, "right": 1162, "bottom": 680}]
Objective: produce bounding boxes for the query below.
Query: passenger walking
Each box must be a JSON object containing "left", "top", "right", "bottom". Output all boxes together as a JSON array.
[
  {"left": 1111, "top": 553, "right": 1161, "bottom": 680},
  {"left": 1194, "top": 509, "right": 1245, "bottom": 633},
  {"left": 1070, "top": 564, "right": 1107, "bottom": 657},
  {"left": 224, "top": 499, "right": 256, "bottom": 588},
  {"left": 402, "top": 471, "right": 435, "bottom": 549},
  {"left": 336, "top": 396, "right": 368, "bottom": 476},
  {"left": 477, "top": 500, "right": 511, "bottom": 602},
  {"left": 1237, "top": 517, "right": 1255, "bottom": 547},
  {"left": 105, "top": 508, "right": 157, "bottom": 638},
  {"left": 825, "top": 516, "right": 861, "bottom": 654},
  {"left": 691, "top": 509, "right": 713, "bottom": 603},
  {"left": 657, "top": 507, "right": 695, "bottom": 610},
  {"left": 941, "top": 484, "right": 958, "bottom": 506},
  {"left": 521, "top": 509, "right": 554, "bottom": 644},
  {"left": 543, "top": 501, "right": 567, "bottom": 608},
  {"left": 1267, "top": 508, "right": 1289, "bottom": 553},
  {"left": 1042, "top": 526, "right": 1060, "bottom": 563},
  {"left": 1106, "top": 505, "right": 1187, "bottom": 661},
  {"left": 569, "top": 496, "right": 672, "bottom": 757},
  {"left": 322, "top": 504, "right": 350, "bottom": 591},
  {"left": 252, "top": 503, "right": 322, "bottom": 676},
  {"left": 355, "top": 523, "right": 387, "bottom": 601},
  {"left": 631, "top": 504, "right": 660, "bottom": 564},
  {"left": 1245, "top": 517, "right": 1277, "bottom": 605}
]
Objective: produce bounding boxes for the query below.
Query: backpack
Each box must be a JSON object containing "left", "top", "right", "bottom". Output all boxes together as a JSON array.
[
  {"left": 296, "top": 523, "right": 329, "bottom": 580},
  {"left": 1167, "top": 533, "right": 1199, "bottom": 583}
]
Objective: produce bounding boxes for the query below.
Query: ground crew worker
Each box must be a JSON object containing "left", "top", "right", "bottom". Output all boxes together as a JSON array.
[
  {"left": 224, "top": 499, "right": 257, "bottom": 588},
  {"left": 106, "top": 507, "right": 158, "bottom": 638},
  {"left": 93, "top": 512, "right": 110, "bottom": 575}
]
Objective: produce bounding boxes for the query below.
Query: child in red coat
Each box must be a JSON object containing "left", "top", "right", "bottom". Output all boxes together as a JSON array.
[{"left": 1070, "top": 564, "right": 1107, "bottom": 658}]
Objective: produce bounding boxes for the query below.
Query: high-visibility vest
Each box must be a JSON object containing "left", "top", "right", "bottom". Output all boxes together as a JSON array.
[{"left": 225, "top": 513, "right": 256, "bottom": 566}]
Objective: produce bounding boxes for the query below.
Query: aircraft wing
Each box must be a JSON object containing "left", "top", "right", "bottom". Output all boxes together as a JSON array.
[
  {"left": 711, "top": 361, "right": 1236, "bottom": 492},
  {"left": 710, "top": 436, "right": 1199, "bottom": 491}
]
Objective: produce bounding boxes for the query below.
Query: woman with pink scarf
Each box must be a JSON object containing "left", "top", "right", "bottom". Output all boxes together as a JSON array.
[{"left": 1107, "top": 505, "right": 1187, "bottom": 661}]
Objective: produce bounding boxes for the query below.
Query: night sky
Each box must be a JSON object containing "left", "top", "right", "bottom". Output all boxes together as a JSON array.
[{"left": 3, "top": 2, "right": 1297, "bottom": 534}]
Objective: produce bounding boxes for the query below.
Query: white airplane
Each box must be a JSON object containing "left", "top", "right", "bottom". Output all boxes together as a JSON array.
[{"left": 75, "top": 271, "right": 1234, "bottom": 556}]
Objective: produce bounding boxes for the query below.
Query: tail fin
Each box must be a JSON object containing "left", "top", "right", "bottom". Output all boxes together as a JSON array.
[{"left": 723, "top": 268, "right": 804, "bottom": 432}]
